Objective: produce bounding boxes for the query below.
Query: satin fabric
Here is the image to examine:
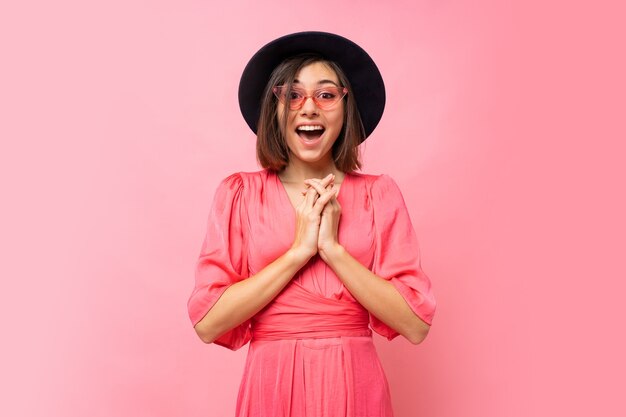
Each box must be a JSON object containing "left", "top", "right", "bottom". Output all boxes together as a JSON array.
[{"left": 188, "top": 168, "right": 436, "bottom": 417}]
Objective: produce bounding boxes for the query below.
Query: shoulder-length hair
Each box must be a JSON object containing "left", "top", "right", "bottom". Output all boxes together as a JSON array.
[{"left": 256, "top": 53, "right": 366, "bottom": 173}]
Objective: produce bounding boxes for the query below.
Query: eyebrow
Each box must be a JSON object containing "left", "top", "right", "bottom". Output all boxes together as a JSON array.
[{"left": 293, "top": 79, "right": 339, "bottom": 87}]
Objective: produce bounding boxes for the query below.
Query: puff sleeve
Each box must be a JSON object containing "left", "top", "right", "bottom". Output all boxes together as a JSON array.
[
  {"left": 370, "top": 174, "right": 437, "bottom": 340},
  {"left": 187, "top": 173, "right": 251, "bottom": 350}
]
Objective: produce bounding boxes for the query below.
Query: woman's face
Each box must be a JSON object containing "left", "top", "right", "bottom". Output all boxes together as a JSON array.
[{"left": 276, "top": 61, "right": 345, "bottom": 166}]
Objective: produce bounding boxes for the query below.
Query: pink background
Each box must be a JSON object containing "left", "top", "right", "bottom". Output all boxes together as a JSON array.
[{"left": 1, "top": 1, "right": 624, "bottom": 416}]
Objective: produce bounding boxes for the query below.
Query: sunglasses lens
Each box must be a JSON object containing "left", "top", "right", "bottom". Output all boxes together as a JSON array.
[
  {"left": 288, "top": 88, "right": 306, "bottom": 109},
  {"left": 273, "top": 86, "right": 302, "bottom": 109},
  {"left": 314, "top": 87, "right": 344, "bottom": 109}
]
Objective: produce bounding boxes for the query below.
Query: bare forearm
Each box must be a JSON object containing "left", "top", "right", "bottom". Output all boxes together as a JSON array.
[
  {"left": 322, "top": 245, "right": 430, "bottom": 344},
  {"left": 194, "top": 249, "right": 310, "bottom": 343}
]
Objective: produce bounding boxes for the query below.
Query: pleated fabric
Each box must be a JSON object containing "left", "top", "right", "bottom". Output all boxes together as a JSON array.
[
  {"left": 236, "top": 336, "right": 394, "bottom": 417},
  {"left": 187, "top": 168, "right": 436, "bottom": 416}
]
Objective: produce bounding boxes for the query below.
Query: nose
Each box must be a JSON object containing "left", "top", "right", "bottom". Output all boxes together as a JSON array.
[{"left": 299, "top": 95, "right": 319, "bottom": 115}]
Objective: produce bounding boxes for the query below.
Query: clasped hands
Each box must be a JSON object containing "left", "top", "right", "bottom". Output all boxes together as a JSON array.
[{"left": 291, "top": 172, "right": 343, "bottom": 263}]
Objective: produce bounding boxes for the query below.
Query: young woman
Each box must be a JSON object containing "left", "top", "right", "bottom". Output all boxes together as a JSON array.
[{"left": 188, "top": 31, "right": 436, "bottom": 417}]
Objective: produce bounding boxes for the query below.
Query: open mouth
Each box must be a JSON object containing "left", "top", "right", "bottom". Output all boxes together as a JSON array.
[{"left": 296, "top": 125, "right": 325, "bottom": 141}]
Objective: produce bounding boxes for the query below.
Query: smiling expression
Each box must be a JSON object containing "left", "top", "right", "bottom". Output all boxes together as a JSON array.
[{"left": 276, "top": 61, "right": 345, "bottom": 165}]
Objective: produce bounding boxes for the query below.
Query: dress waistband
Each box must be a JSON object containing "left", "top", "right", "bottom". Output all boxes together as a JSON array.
[{"left": 250, "top": 282, "right": 372, "bottom": 341}]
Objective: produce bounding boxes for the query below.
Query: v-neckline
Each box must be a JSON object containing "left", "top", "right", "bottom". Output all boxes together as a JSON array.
[{"left": 273, "top": 169, "right": 350, "bottom": 215}]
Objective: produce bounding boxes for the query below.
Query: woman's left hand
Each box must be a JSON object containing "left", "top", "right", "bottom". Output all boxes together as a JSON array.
[{"left": 302, "top": 176, "right": 343, "bottom": 262}]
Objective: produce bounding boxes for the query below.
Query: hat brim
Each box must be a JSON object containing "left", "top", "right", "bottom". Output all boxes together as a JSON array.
[{"left": 238, "top": 31, "right": 385, "bottom": 141}]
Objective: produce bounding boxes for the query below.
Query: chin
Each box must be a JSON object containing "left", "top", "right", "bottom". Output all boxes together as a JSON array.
[
  {"left": 287, "top": 136, "right": 337, "bottom": 161},
  {"left": 292, "top": 151, "right": 330, "bottom": 164}
]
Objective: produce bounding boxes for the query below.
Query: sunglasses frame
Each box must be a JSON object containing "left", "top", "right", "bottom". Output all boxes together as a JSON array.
[{"left": 272, "top": 85, "right": 348, "bottom": 110}]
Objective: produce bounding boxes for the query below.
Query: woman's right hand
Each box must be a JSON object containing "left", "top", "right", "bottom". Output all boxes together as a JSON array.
[{"left": 289, "top": 173, "right": 337, "bottom": 262}]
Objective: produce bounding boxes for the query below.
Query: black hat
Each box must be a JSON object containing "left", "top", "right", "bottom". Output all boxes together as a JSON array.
[{"left": 238, "top": 31, "right": 386, "bottom": 142}]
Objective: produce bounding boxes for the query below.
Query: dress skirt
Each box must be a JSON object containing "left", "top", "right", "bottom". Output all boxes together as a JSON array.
[{"left": 236, "top": 335, "right": 394, "bottom": 417}]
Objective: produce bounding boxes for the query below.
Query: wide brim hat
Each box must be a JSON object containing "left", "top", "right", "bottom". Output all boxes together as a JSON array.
[{"left": 238, "top": 31, "right": 386, "bottom": 142}]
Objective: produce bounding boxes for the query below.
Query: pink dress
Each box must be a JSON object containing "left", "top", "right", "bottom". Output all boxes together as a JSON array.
[{"left": 188, "top": 168, "right": 436, "bottom": 417}]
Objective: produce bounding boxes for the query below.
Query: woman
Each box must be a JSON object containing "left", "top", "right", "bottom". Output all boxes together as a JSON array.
[{"left": 187, "top": 31, "right": 436, "bottom": 417}]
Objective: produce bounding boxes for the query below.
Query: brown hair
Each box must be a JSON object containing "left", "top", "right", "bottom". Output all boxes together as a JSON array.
[{"left": 256, "top": 53, "right": 366, "bottom": 172}]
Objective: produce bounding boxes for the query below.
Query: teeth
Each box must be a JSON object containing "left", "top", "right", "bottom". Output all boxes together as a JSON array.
[{"left": 296, "top": 125, "right": 324, "bottom": 131}]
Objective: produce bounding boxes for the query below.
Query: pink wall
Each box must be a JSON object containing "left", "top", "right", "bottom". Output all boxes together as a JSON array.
[{"left": 2, "top": 1, "right": 624, "bottom": 416}]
